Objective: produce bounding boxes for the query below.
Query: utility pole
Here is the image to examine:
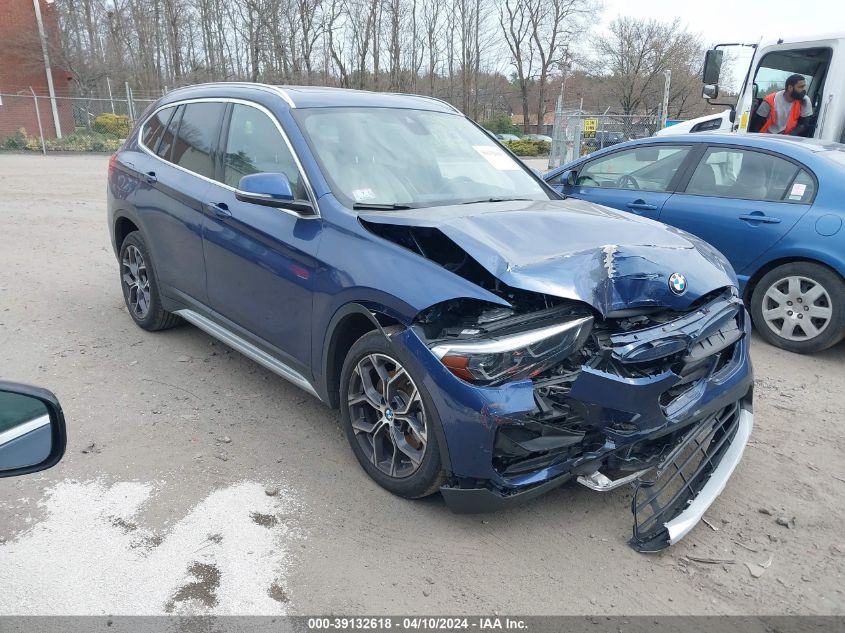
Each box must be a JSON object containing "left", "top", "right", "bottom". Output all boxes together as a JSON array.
[
  {"left": 661, "top": 69, "right": 672, "bottom": 129},
  {"left": 32, "top": 0, "right": 62, "bottom": 138}
]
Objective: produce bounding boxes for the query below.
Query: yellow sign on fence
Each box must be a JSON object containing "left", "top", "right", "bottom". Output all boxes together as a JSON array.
[{"left": 583, "top": 118, "right": 598, "bottom": 133}]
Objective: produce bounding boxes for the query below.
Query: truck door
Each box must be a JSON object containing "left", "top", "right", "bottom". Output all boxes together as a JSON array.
[{"left": 742, "top": 46, "right": 833, "bottom": 139}]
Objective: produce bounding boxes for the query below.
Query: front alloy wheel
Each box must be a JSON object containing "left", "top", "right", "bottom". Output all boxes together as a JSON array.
[
  {"left": 347, "top": 353, "right": 428, "bottom": 478},
  {"left": 339, "top": 331, "right": 446, "bottom": 498}
]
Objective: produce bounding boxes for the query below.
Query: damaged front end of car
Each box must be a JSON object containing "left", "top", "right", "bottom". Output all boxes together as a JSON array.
[{"left": 359, "top": 201, "right": 754, "bottom": 551}]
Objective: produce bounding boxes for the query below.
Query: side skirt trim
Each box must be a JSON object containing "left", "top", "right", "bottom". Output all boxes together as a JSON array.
[{"left": 175, "top": 309, "right": 321, "bottom": 400}]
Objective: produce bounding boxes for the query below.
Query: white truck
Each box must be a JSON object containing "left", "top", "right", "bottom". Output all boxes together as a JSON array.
[{"left": 657, "top": 32, "right": 845, "bottom": 142}]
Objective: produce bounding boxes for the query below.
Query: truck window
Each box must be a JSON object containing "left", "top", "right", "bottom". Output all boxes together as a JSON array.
[{"left": 753, "top": 48, "right": 831, "bottom": 103}]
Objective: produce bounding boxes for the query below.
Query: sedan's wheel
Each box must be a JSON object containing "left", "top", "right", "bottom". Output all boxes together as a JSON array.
[
  {"left": 750, "top": 262, "right": 845, "bottom": 353},
  {"left": 339, "top": 331, "right": 446, "bottom": 498},
  {"left": 118, "top": 231, "right": 181, "bottom": 332}
]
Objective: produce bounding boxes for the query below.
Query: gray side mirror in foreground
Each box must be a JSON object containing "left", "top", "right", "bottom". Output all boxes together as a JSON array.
[{"left": 0, "top": 381, "right": 67, "bottom": 478}]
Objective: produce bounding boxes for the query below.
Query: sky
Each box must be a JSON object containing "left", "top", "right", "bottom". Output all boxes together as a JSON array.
[{"left": 600, "top": 0, "right": 845, "bottom": 87}]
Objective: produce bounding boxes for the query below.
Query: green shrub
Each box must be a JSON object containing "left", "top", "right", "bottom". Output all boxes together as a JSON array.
[
  {"left": 481, "top": 113, "right": 521, "bottom": 135},
  {"left": 46, "top": 130, "right": 122, "bottom": 152},
  {"left": 504, "top": 139, "right": 539, "bottom": 156},
  {"left": 2, "top": 128, "right": 30, "bottom": 150},
  {"left": 535, "top": 140, "right": 551, "bottom": 155},
  {"left": 92, "top": 113, "right": 131, "bottom": 138},
  {"left": 0, "top": 128, "right": 122, "bottom": 153}
]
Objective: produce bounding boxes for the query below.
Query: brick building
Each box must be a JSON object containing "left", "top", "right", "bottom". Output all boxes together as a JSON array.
[{"left": 0, "top": 0, "right": 74, "bottom": 139}]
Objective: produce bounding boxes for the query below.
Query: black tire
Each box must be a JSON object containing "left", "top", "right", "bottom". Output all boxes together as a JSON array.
[
  {"left": 339, "top": 331, "right": 446, "bottom": 499},
  {"left": 750, "top": 261, "right": 845, "bottom": 353},
  {"left": 118, "top": 231, "right": 180, "bottom": 332}
]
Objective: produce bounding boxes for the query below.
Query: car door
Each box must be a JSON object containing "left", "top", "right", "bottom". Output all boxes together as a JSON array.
[
  {"left": 660, "top": 146, "right": 816, "bottom": 274},
  {"left": 560, "top": 144, "right": 695, "bottom": 221},
  {"left": 135, "top": 103, "right": 220, "bottom": 304},
  {"left": 202, "top": 102, "right": 321, "bottom": 370}
]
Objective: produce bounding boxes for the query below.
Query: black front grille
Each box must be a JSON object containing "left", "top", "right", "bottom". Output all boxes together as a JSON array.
[{"left": 629, "top": 402, "right": 741, "bottom": 552}]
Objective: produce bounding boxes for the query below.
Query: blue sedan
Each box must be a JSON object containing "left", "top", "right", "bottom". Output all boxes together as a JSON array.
[{"left": 546, "top": 133, "right": 845, "bottom": 353}]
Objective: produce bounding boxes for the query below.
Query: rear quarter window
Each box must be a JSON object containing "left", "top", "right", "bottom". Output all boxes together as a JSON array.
[
  {"left": 156, "top": 105, "right": 184, "bottom": 161},
  {"left": 141, "top": 107, "right": 173, "bottom": 154}
]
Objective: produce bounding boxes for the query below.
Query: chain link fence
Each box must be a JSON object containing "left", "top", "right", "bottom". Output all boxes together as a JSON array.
[
  {"left": 549, "top": 109, "right": 660, "bottom": 170},
  {"left": 0, "top": 91, "right": 157, "bottom": 153},
  {"left": 2, "top": 88, "right": 663, "bottom": 160}
]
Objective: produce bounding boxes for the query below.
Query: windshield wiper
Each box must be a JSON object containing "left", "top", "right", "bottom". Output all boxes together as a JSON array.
[
  {"left": 352, "top": 202, "right": 414, "bottom": 211},
  {"left": 460, "top": 197, "right": 533, "bottom": 205}
]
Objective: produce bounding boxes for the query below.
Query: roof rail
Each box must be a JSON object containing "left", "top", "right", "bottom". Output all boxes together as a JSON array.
[
  {"left": 163, "top": 82, "right": 296, "bottom": 108},
  {"left": 387, "top": 92, "right": 462, "bottom": 114}
]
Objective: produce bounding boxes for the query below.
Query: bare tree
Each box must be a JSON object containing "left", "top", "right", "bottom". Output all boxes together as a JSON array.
[
  {"left": 592, "top": 17, "right": 704, "bottom": 116},
  {"left": 526, "top": 0, "right": 590, "bottom": 133},
  {"left": 499, "top": 0, "right": 534, "bottom": 132}
]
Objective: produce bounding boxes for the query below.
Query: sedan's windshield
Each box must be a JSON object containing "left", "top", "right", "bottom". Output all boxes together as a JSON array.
[{"left": 293, "top": 107, "right": 550, "bottom": 209}]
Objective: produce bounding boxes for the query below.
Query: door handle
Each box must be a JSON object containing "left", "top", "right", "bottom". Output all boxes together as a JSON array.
[
  {"left": 206, "top": 202, "right": 232, "bottom": 219},
  {"left": 144, "top": 171, "right": 157, "bottom": 184},
  {"left": 739, "top": 214, "right": 781, "bottom": 224},
  {"left": 626, "top": 201, "right": 658, "bottom": 212}
]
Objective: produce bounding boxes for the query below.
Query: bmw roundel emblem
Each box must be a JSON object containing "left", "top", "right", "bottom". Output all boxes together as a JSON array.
[{"left": 669, "top": 272, "right": 687, "bottom": 295}]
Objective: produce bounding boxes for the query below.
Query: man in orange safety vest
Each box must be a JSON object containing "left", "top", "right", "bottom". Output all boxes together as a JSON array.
[{"left": 749, "top": 74, "right": 813, "bottom": 137}]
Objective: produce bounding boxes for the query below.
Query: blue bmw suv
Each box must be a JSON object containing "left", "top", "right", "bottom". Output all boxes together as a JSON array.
[{"left": 108, "top": 83, "right": 753, "bottom": 551}]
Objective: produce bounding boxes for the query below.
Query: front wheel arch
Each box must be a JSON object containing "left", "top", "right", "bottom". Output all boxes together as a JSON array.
[{"left": 320, "top": 303, "right": 400, "bottom": 408}]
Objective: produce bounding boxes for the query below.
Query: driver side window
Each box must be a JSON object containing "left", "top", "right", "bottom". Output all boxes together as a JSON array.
[
  {"left": 223, "top": 104, "right": 305, "bottom": 199},
  {"left": 577, "top": 145, "right": 691, "bottom": 192}
]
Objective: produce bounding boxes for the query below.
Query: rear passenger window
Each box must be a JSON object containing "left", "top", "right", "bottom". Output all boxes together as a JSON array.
[
  {"left": 222, "top": 104, "right": 304, "bottom": 198},
  {"left": 685, "top": 148, "right": 801, "bottom": 202},
  {"left": 142, "top": 107, "right": 173, "bottom": 154},
  {"left": 156, "top": 105, "right": 183, "bottom": 162},
  {"left": 172, "top": 102, "right": 225, "bottom": 179},
  {"left": 783, "top": 169, "right": 816, "bottom": 203}
]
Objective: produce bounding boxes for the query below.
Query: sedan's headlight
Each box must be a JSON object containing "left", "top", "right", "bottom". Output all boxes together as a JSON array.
[{"left": 430, "top": 316, "right": 593, "bottom": 386}]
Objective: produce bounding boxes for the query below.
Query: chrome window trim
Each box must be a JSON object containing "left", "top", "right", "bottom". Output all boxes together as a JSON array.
[
  {"left": 163, "top": 82, "right": 297, "bottom": 108},
  {"left": 137, "top": 96, "right": 319, "bottom": 219}
]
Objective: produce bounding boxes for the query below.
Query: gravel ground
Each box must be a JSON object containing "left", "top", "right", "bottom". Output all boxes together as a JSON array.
[{"left": 0, "top": 153, "right": 843, "bottom": 615}]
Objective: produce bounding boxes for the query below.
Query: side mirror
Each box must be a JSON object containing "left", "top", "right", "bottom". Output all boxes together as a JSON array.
[
  {"left": 702, "top": 49, "right": 723, "bottom": 86},
  {"left": 561, "top": 169, "right": 577, "bottom": 187},
  {"left": 0, "top": 381, "right": 66, "bottom": 478},
  {"left": 702, "top": 84, "right": 719, "bottom": 100},
  {"left": 236, "top": 172, "right": 295, "bottom": 207}
]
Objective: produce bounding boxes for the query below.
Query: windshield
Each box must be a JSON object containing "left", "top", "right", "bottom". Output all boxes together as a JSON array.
[{"left": 292, "top": 107, "right": 549, "bottom": 209}]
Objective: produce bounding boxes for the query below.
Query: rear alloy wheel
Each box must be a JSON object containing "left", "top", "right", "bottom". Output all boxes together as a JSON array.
[
  {"left": 339, "top": 331, "right": 446, "bottom": 498},
  {"left": 751, "top": 262, "right": 845, "bottom": 353},
  {"left": 119, "top": 231, "right": 180, "bottom": 332}
]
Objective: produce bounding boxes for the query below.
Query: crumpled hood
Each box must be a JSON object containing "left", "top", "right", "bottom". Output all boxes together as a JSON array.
[{"left": 359, "top": 198, "right": 736, "bottom": 316}]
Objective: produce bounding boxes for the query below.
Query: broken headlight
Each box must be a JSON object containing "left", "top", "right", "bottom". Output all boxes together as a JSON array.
[{"left": 430, "top": 316, "right": 593, "bottom": 386}]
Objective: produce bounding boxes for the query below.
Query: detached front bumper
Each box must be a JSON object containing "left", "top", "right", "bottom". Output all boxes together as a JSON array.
[
  {"left": 629, "top": 398, "right": 753, "bottom": 552},
  {"left": 665, "top": 405, "right": 753, "bottom": 545}
]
